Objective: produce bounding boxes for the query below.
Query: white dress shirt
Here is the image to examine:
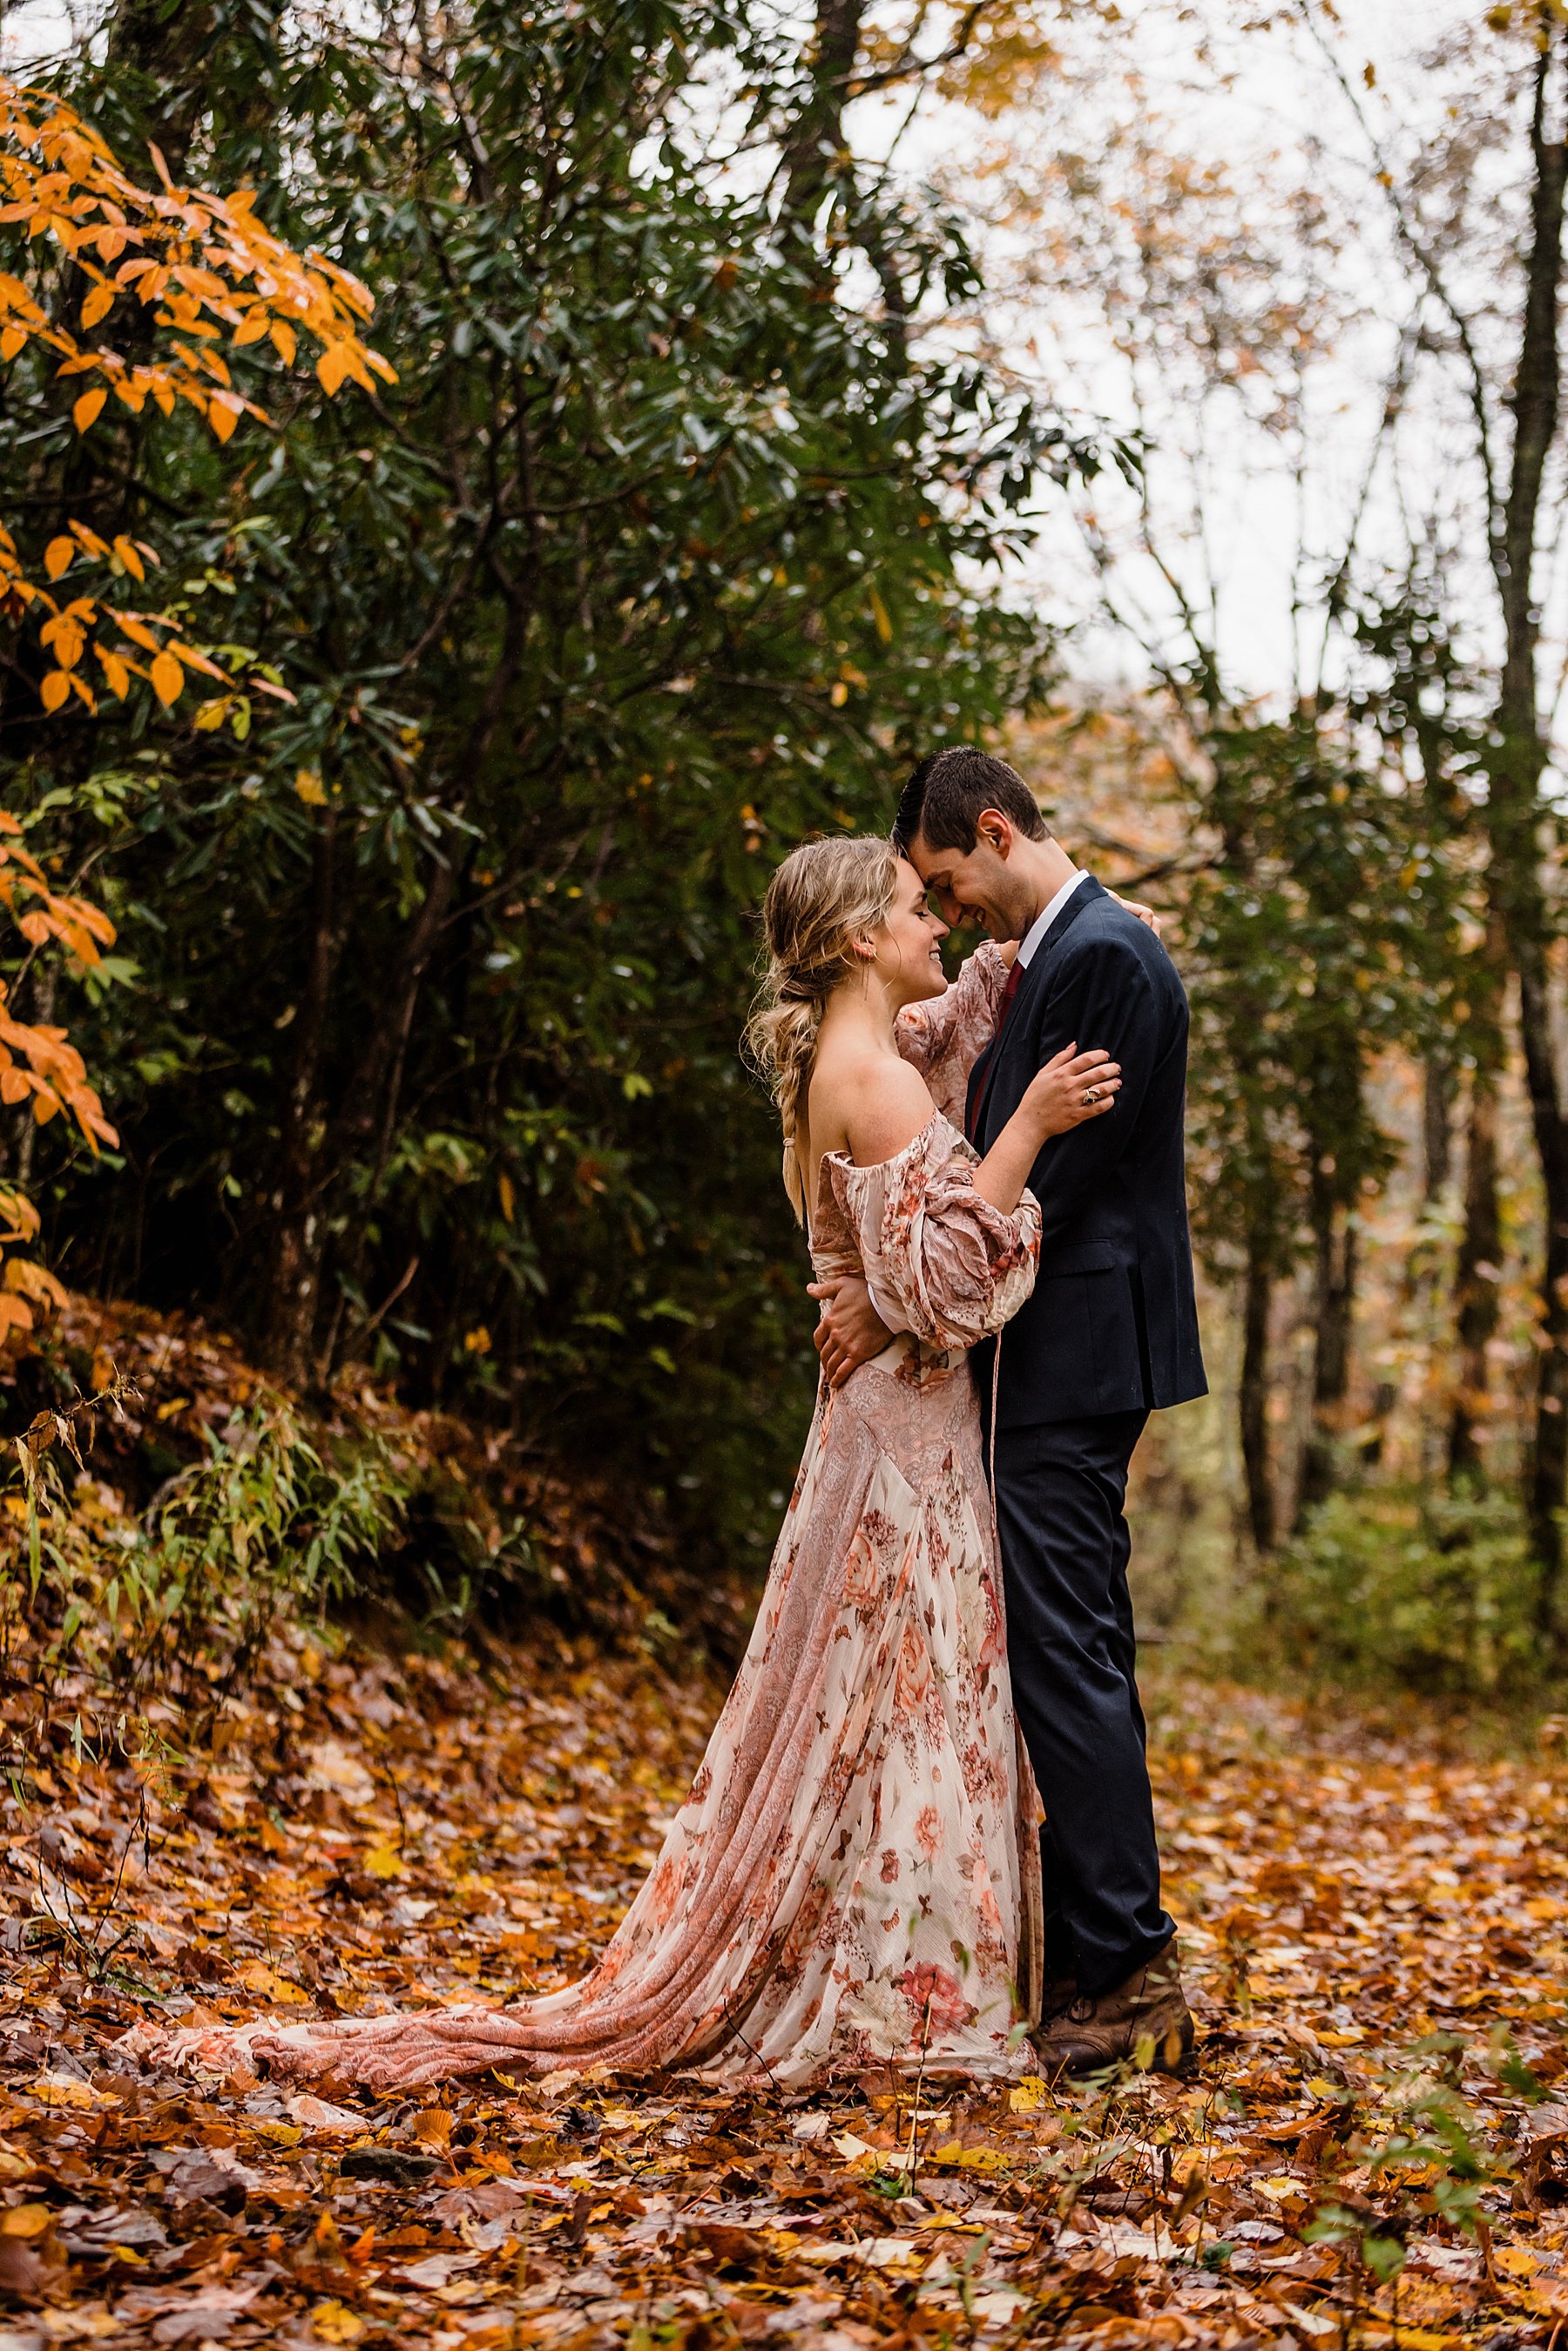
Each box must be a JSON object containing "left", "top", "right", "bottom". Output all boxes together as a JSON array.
[
  {"left": 1016, "top": 865, "right": 1089, "bottom": 967},
  {"left": 861, "top": 868, "right": 1090, "bottom": 1339}
]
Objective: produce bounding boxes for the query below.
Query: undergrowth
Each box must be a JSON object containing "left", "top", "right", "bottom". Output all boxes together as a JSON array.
[{"left": 1269, "top": 1480, "right": 1546, "bottom": 1698}]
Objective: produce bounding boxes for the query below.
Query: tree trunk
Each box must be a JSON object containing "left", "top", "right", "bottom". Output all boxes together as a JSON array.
[
  {"left": 1449, "top": 1070, "right": 1502, "bottom": 1485},
  {"left": 262, "top": 808, "right": 337, "bottom": 1385},
  {"left": 1240, "top": 1238, "right": 1276, "bottom": 1557},
  {"left": 780, "top": 1, "right": 865, "bottom": 230},
  {"left": 1480, "top": 30, "right": 1568, "bottom": 1644},
  {"left": 1423, "top": 1055, "right": 1453, "bottom": 1202},
  {"left": 1298, "top": 1188, "right": 1355, "bottom": 1524}
]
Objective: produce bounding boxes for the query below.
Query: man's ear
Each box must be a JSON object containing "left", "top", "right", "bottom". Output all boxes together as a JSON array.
[{"left": 976, "top": 810, "right": 1014, "bottom": 858}]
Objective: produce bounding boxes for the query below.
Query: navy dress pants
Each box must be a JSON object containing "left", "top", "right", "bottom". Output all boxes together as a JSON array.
[{"left": 989, "top": 1409, "right": 1174, "bottom": 1996}]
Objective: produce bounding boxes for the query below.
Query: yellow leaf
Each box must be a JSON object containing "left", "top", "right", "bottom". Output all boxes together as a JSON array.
[
  {"left": 928, "top": 2138, "right": 1013, "bottom": 2172},
  {"left": 1009, "top": 2076, "right": 1048, "bottom": 2112},
  {"left": 72, "top": 386, "right": 106, "bottom": 434},
  {"left": 5, "top": 1259, "right": 67, "bottom": 1312},
  {"left": 294, "top": 768, "right": 328, "bottom": 805},
  {"left": 39, "top": 670, "right": 70, "bottom": 715},
  {"left": 28, "top": 2071, "right": 116, "bottom": 2110},
  {"left": 271, "top": 319, "right": 297, "bottom": 366},
  {"left": 498, "top": 1173, "right": 515, "bottom": 1224},
  {"left": 149, "top": 649, "right": 183, "bottom": 708},
  {"left": 97, "top": 648, "right": 131, "bottom": 700},
  {"left": 111, "top": 535, "right": 145, "bottom": 582},
  {"left": 79, "top": 282, "right": 114, "bottom": 329},
  {"left": 233, "top": 308, "right": 271, "bottom": 347},
  {"left": 44, "top": 536, "right": 74, "bottom": 581},
  {"left": 237, "top": 1959, "right": 312, "bottom": 2005},
  {"left": 311, "top": 2301, "right": 365, "bottom": 2344},
  {"left": 0, "top": 326, "right": 25, "bottom": 362},
  {"left": 363, "top": 1842, "right": 402, "bottom": 1880},
  {"left": 316, "top": 341, "right": 352, "bottom": 396},
  {"left": 208, "top": 394, "right": 240, "bottom": 444},
  {"left": 193, "top": 697, "right": 230, "bottom": 731},
  {"left": 868, "top": 583, "right": 893, "bottom": 642},
  {"left": 249, "top": 2119, "right": 304, "bottom": 2146},
  {"left": 0, "top": 2205, "right": 50, "bottom": 2238}
]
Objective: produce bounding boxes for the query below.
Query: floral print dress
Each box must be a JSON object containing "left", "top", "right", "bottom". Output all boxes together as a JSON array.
[{"left": 131, "top": 949, "right": 1044, "bottom": 2091}]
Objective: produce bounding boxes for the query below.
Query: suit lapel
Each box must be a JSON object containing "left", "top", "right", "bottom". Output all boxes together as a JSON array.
[{"left": 975, "top": 877, "right": 1109, "bottom": 1146}]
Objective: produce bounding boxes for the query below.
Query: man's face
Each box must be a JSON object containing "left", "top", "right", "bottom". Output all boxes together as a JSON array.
[{"left": 908, "top": 816, "right": 1029, "bottom": 943}]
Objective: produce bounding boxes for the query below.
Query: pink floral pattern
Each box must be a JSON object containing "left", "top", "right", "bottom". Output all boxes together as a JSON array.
[
  {"left": 125, "top": 966, "right": 1044, "bottom": 2094},
  {"left": 896, "top": 940, "right": 1010, "bottom": 1131}
]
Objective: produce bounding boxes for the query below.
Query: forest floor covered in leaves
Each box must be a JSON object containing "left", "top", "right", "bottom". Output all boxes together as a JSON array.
[{"left": 1, "top": 1613, "right": 1567, "bottom": 2351}]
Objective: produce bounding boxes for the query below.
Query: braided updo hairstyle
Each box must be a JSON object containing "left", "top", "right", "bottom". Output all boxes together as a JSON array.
[{"left": 744, "top": 835, "right": 900, "bottom": 1223}]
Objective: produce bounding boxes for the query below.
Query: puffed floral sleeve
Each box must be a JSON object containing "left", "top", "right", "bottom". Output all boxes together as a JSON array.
[
  {"left": 826, "top": 1114, "right": 1040, "bottom": 1353},
  {"left": 895, "top": 942, "right": 1010, "bottom": 1130}
]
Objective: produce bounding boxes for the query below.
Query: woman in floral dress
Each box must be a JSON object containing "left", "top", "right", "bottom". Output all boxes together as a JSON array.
[{"left": 131, "top": 838, "right": 1119, "bottom": 2091}]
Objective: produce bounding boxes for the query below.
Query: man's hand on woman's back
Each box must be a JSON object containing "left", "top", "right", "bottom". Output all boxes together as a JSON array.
[{"left": 809, "top": 1274, "right": 892, "bottom": 1387}]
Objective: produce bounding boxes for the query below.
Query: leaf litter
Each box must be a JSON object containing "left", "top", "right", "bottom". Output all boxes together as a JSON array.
[
  {"left": 0, "top": 1311, "right": 1565, "bottom": 2348},
  {"left": 0, "top": 1641, "right": 1565, "bottom": 2351}
]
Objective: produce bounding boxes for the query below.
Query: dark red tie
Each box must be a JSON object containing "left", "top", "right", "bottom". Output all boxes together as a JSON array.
[{"left": 968, "top": 958, "right": 1024, "bottom": 1142}]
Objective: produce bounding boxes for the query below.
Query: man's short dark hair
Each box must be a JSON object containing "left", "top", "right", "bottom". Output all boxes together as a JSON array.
[{"left": 892, "top": 749, "right": 1049, "bottom": 856}]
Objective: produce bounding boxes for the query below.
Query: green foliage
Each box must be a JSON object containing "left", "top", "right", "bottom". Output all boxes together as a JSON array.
[
  {"left": 0, "top": 0, "right": 1106, "bottom": 1570},
  {"left": 11, "top": 1405, "right": 405, "bottom": 1717},
  {"left": 1184, "top": 705, "right": 1456, "bottom": 1284},
  {"left": 1273, "top": 1483, "right": 1541, "bottom": 1696}
]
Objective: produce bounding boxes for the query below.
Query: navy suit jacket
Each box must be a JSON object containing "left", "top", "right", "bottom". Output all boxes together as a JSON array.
[{"left": 968, "top": 877, "right": 1207, "bottom": 1429}]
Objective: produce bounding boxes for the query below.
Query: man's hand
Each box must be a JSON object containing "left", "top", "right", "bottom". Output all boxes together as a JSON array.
[{"left": 807, "top": 1274, "right": 892, "bottom": 1388}]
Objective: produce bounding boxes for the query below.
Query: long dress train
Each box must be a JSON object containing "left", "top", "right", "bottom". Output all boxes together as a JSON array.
[{"left": 123, "top": 951, "right": 1042, "bottom": 2092}]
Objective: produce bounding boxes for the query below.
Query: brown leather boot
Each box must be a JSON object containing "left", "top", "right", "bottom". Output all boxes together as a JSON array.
[
  {"left": 1041, "top": 1971, "right": 1078, "bottom": 2024},
  {"left": 1033, "top": 1937, "right": 1195, "bottom": 2078}
]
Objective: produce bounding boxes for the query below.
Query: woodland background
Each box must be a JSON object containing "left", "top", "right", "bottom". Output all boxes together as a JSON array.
[
  {"left": 3, "top": 9, "right": 1568, "bottom": 2349},
  {"left": 0, "top": 0, "right": 1567, "bottom": 1711}
]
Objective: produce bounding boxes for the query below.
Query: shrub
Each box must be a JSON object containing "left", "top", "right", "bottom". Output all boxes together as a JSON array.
[
  {"left": 6, "top": 1400, "right": 406, "bottom": 1738},
  {"left": 1273, "top": 1483, "right": 1543, "bottom": 1696}
]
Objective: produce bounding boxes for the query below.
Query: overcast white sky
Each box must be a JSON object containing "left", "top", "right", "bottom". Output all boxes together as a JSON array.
[{"left": 852, "top": 0, "right": 1530, "bottom": 721}]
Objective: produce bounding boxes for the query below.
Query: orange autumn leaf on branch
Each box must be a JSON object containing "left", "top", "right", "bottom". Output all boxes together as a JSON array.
[
  {"left": 0, "top": 74, "right": 393, "bottom": 724},
  {"left": 0, "top": 813, "right": 119, "bottom": 1353},
  {"left": 0, "top": 77, "right": 394, "bottom": 431}
]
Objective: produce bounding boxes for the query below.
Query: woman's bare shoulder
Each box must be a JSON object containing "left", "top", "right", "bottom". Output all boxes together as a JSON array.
[{"left": 812, "top": 1043, "right": 936, "bottom": 1169}]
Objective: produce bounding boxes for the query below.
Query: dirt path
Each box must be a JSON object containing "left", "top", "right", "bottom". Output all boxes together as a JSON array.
[{"left": 2, "top": 1636, "right": 1566, "bottom": 2349}]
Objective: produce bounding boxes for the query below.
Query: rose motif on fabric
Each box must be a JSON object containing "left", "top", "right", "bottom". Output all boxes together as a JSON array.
[
  {"left": 843, "top": 1524, "right": 883, "bottom": 1610},
  {"left": 896, "top": 1962, "right": 977, "bottom": 2036},
  {"left": 896, "top": 1622, "right": 933, "bottom": 1714},
  {"left": 914, "top": 1803, "right": 943, "bottom": 1862}
]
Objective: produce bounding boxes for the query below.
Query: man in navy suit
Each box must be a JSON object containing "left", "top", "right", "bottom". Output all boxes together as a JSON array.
[{"left": 814, "top": 749, "right": 1206, "bottom": 2072}]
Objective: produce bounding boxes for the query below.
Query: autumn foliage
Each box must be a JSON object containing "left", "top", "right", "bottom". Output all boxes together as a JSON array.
[
  {"left": 0, "top": 77, "right": 389, "bottom": 728},
  {"left": 0, "top": 70, "right": 386, "bottom": 1345}
]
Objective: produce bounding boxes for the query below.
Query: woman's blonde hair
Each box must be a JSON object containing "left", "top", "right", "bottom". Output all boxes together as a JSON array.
[{"left": 744, "top": 835, "right": 900, "bottom": 1222}]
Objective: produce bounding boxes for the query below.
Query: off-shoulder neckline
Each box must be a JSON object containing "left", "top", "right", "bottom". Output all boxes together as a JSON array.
[
  {"left": 821, "top": 1109, "right": 958, "bottom": 1181},
  {"left": 808, "top": 1112, "right": 954, "bottom": 1246}
]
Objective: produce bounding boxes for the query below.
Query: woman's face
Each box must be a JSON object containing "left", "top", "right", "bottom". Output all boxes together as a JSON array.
[{"left": 871, "top": 857, "right": 950, "bottom": 1006}]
